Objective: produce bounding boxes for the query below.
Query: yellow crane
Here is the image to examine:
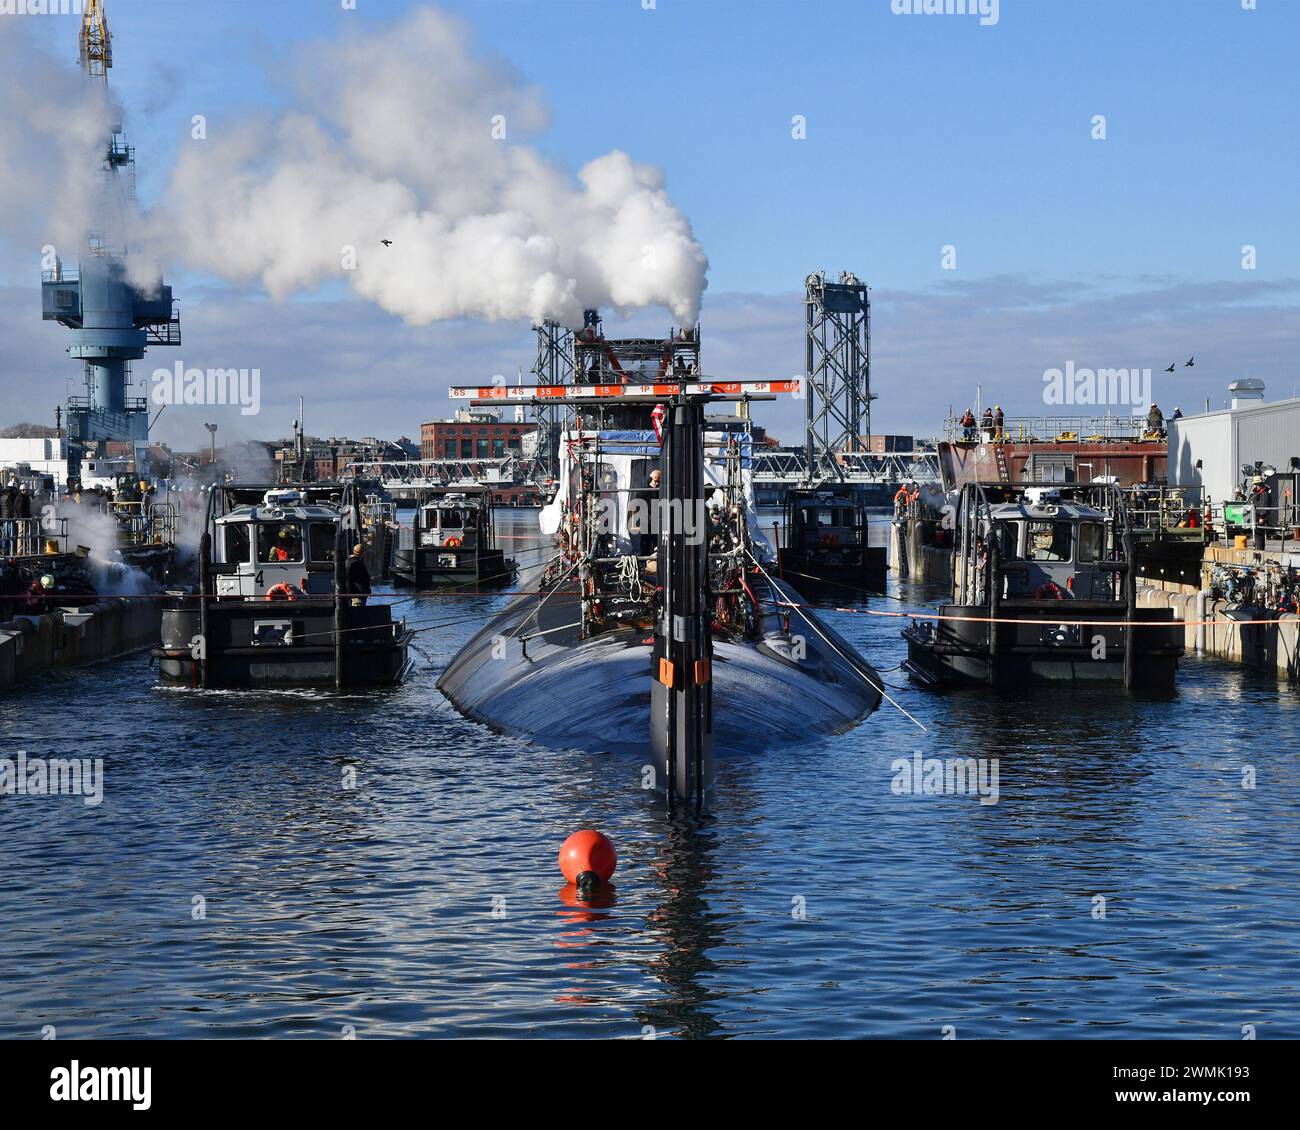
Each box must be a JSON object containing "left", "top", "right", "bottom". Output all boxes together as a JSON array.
[{"left": 79, "top": 0, "right": 112, "bottom": 84}]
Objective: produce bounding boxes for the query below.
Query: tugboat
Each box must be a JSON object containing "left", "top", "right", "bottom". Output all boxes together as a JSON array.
[
  {"left": 435, "top": 322, "right": 884, "bottom": 813},
  {"left": 778, "top": 487, "right": 887, "bottom": 596},
  {"left": 153, "top": 483, "right": 412, "bottom": 688},
  {"left": 357, "top": 487, "right": 398, "bottom": 582},
  {"left": 901, "top": 482, "right": 1182, "bottom": 688},
  {"left": 392, "top": 486, "right": 514, "bottom": 588}
]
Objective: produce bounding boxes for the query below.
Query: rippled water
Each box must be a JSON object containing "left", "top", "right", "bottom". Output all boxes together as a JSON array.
[{"left": 2, "top": 510, "right": 1298, "bottom": 1039}]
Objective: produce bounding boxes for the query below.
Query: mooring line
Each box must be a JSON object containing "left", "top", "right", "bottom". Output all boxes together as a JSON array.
[{"left": 746, "top": 551, "right": 927, "bottom": 733}]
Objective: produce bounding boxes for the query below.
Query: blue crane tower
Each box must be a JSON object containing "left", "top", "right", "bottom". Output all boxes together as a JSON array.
[{"left": 40, "top": 0, "right": 180, "bottom": 486}]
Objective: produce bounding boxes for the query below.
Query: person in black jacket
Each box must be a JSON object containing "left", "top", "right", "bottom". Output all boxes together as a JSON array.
[
  {"left": 344, "top": 542, "right": 371, "bottom": 606},
  {"left": 14, "top": 484, "right": 32, "bottom": 554},
  {"left": 0, "top": 479, "right": 16, "bottom": 555}
]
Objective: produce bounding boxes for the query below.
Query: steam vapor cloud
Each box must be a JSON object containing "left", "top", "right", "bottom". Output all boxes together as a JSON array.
[
  {"left": 138, "top": 8, "right": 709, "bottom": 328},
  {"left": 0, "top": 24, "right": 112, "bottom": 256}
]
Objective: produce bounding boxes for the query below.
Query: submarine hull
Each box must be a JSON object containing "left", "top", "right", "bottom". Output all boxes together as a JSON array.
[{"left": 436, "top": 578, "right": 882, "bottom": 755}]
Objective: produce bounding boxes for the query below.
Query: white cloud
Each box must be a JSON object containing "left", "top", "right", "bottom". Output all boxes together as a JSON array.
[{"left": 4, "top": 275, "right": 1297, "bottom": 450}]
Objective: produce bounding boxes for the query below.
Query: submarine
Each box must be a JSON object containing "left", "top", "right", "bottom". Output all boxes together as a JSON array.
[{"left": 437, "top": 323, "right": 884, "bottom": 812}]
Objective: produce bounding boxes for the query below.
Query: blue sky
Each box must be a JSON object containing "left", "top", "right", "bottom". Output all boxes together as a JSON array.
[{"left": 3, "top": 0, "right": 1299, "bottom": 446}]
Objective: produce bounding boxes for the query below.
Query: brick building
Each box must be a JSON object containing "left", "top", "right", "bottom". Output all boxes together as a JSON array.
[{"left": 420, "top": 411, "right": 536, "bottom": 461}]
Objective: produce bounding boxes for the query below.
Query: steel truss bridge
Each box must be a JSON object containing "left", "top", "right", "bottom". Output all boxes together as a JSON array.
[
  {"left": 751, "top": 448, "right": 940, "bottom": 484},
  {"left": 346, "top": 448, "right": 939, "bottom": 496},
  {"left": 344, "top": 456, "right": 531, "bottom": 497}
]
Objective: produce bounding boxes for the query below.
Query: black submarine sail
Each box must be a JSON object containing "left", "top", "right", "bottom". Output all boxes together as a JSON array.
[{"left": 436, "top": 343, "right": 885, "bottom": 811}]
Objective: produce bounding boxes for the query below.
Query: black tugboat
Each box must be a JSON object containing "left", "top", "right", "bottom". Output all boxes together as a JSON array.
[
  {"left": 392, "top": 486, "right": 514, "bottom": 588},
  {"left": 435, "top": 323, "right": 883, "bottom": 812},
  {"left": 902, "top": 482, "right": 1182, "bottom": 688},
  {"left": 778, "top": 487, "right": 887, "bottom": 596},
  {"left": 153, "top": 483, "right": 412, "bottom": 688}
]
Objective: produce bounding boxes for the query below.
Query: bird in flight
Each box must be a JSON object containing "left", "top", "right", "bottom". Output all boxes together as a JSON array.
[
  {"left": 1185, "top": 356, "right": 1194, "bottom": 367},
  {"left": 1165, "top": 363, "right": 1176, "bottom": 373},
  {"left": 381, "top": 239, "right": 393, "bottom": 247}
]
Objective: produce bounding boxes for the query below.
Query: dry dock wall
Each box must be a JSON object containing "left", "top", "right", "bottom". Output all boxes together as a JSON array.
[
  {"left": 891, "top": 519, "right": 953, "bottom": 586},
  {"left": 1137, "top": 584, "right": 1299, "bottom": 680},
  {"left": 0, "top": 598, "right": 161, "bottom": 690}
]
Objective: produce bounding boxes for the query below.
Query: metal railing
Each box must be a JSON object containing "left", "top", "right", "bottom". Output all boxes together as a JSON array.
[
  {"left": 0, "top": 516, "right": 67, "bottom": 557},
  {"left": 1121, "top": 485, "right": 1208, "bottom": 536},
  {"left": 946, "top": 414, "right": 1156, "bottom": 444},
  {"left": 107, "top": 500, "right": 178, "bottom": 547}
]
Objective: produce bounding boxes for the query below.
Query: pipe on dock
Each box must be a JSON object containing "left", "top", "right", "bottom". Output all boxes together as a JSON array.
[
  {"left": 986, "top": 536, "right": 999, "bottom": 685},
  {"left": 198, "top": 532, "right": 211, "bottom": 689},
  {"left": 334, "top": 529, "right": 346, "bottom": 690},
  {"left": 1122, "top": 532, "right": 1136, "bottom": 689},
  {"left": 1196, "top": 589, "right": 1211, "bottom": 655}
]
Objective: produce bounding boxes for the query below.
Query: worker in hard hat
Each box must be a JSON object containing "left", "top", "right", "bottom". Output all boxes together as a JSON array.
[
  {"left": 25, "top": 573, "right": 55, "bottom": 614},
  {"left": 344, "top": 542, "right": 371, "bottom": 606},
  {"left": 264, "top": 524, "right": 300, "bottom": 562},
  {"left": 893, "top": 482, "right": 910, "bottom": 518},
  {"left": 1146, "top": 403, "right": 1164, "bottom": 437},
  {"left": 993, "top": 405, "right": 1005, "bottom": 441},
  {"left": 959, "top": 407, "right": 976, "bottom": 441},
  {"left": 14, "top": 483, "right": 32, "bottom": 554}
]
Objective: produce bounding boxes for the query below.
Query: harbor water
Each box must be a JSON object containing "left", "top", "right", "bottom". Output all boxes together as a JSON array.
[{"left": 2, "top": 509, "right": 1298, "bottom": 1039}]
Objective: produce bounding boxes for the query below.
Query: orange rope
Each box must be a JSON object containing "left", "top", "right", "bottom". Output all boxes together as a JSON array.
[{"left": 796, "top": 602, "right": 1298, "bottom": 629}]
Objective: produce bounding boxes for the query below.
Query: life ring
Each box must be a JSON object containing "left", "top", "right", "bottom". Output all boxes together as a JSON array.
[
  {"left": 266, "top": 583, "right": 297, "bottom": 601},
  {"left": 1032, "top": 581, "right": 1066, "bottom": 600},
  {"left": 444, "top": 536, "right": 462, "bottom": 548}
]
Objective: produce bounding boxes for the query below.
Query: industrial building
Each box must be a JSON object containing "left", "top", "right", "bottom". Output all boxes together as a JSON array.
[
  {"left": 420, "top": 411, "right": 535, "bottom": 461},
  {"left": 1168, "top": 380, "right": 1300, "bottom": 504}
]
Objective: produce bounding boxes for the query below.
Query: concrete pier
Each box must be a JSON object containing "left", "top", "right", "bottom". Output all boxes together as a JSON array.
[
  {"left": 890, "top": 516, "right": 953, "bottom": 586},
  {"left": 0, "top": 598, "right": 162, "bottom": 690},
  {"left": 1138, "top": 582, "right": 1300, "bottom": 680}
]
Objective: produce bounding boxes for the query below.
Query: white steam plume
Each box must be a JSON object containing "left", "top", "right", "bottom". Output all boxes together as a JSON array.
[
  {"left": 0, "top": 22, "right": 113, "bottom": 259},
  {"left": 138, "top": 7, "right": 709, "bottom": 327}
]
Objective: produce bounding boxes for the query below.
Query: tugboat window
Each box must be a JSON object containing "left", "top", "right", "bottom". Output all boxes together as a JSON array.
[
  {"left": 258, "top": 522, "right": 304, "bottom": 564},
  {"left": 991, "top": 520, "right": 1018, "bottom": 559},
  {"left": 595, "top": 463, "right": 619, "bottom": 493},
  {"left": 1026, "top": 521, "right": 1072, "bottom": 562},
  {"left": 439, "top": 509, "right": 464, "bottom": 529},
  {"left": 223, "top": 523, "right": 250, "bottom": 563},
  {"left": 1077, "top": 522, "right": 1104, "bottom": 563},
  {"left": 308, "top": 522, "right": 336, "bottom": 561}
]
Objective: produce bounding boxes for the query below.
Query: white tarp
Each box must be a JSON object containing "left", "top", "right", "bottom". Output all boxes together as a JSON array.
[{"left": 538, "top": 431, "right": 773, "bottom": 561}]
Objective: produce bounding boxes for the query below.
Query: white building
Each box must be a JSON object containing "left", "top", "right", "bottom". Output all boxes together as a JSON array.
[
  {"left": 1168, "top": 380, "right": 1300, "bottom": 503},
  {"left": 0, "top": 436, "right": 68, "bottom": 484}
]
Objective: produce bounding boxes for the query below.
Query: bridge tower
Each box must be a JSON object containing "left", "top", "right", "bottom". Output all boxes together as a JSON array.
[
  {"left": 529, "top": 319, "right": 576, "bottom": 479},
  {"left": 804, "top": 271, "right": 873, "bottom": 482}
]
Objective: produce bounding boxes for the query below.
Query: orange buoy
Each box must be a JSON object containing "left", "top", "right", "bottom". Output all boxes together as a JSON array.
[{"left": 558, "top": 829, "right": 617, "bottom": 896}]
